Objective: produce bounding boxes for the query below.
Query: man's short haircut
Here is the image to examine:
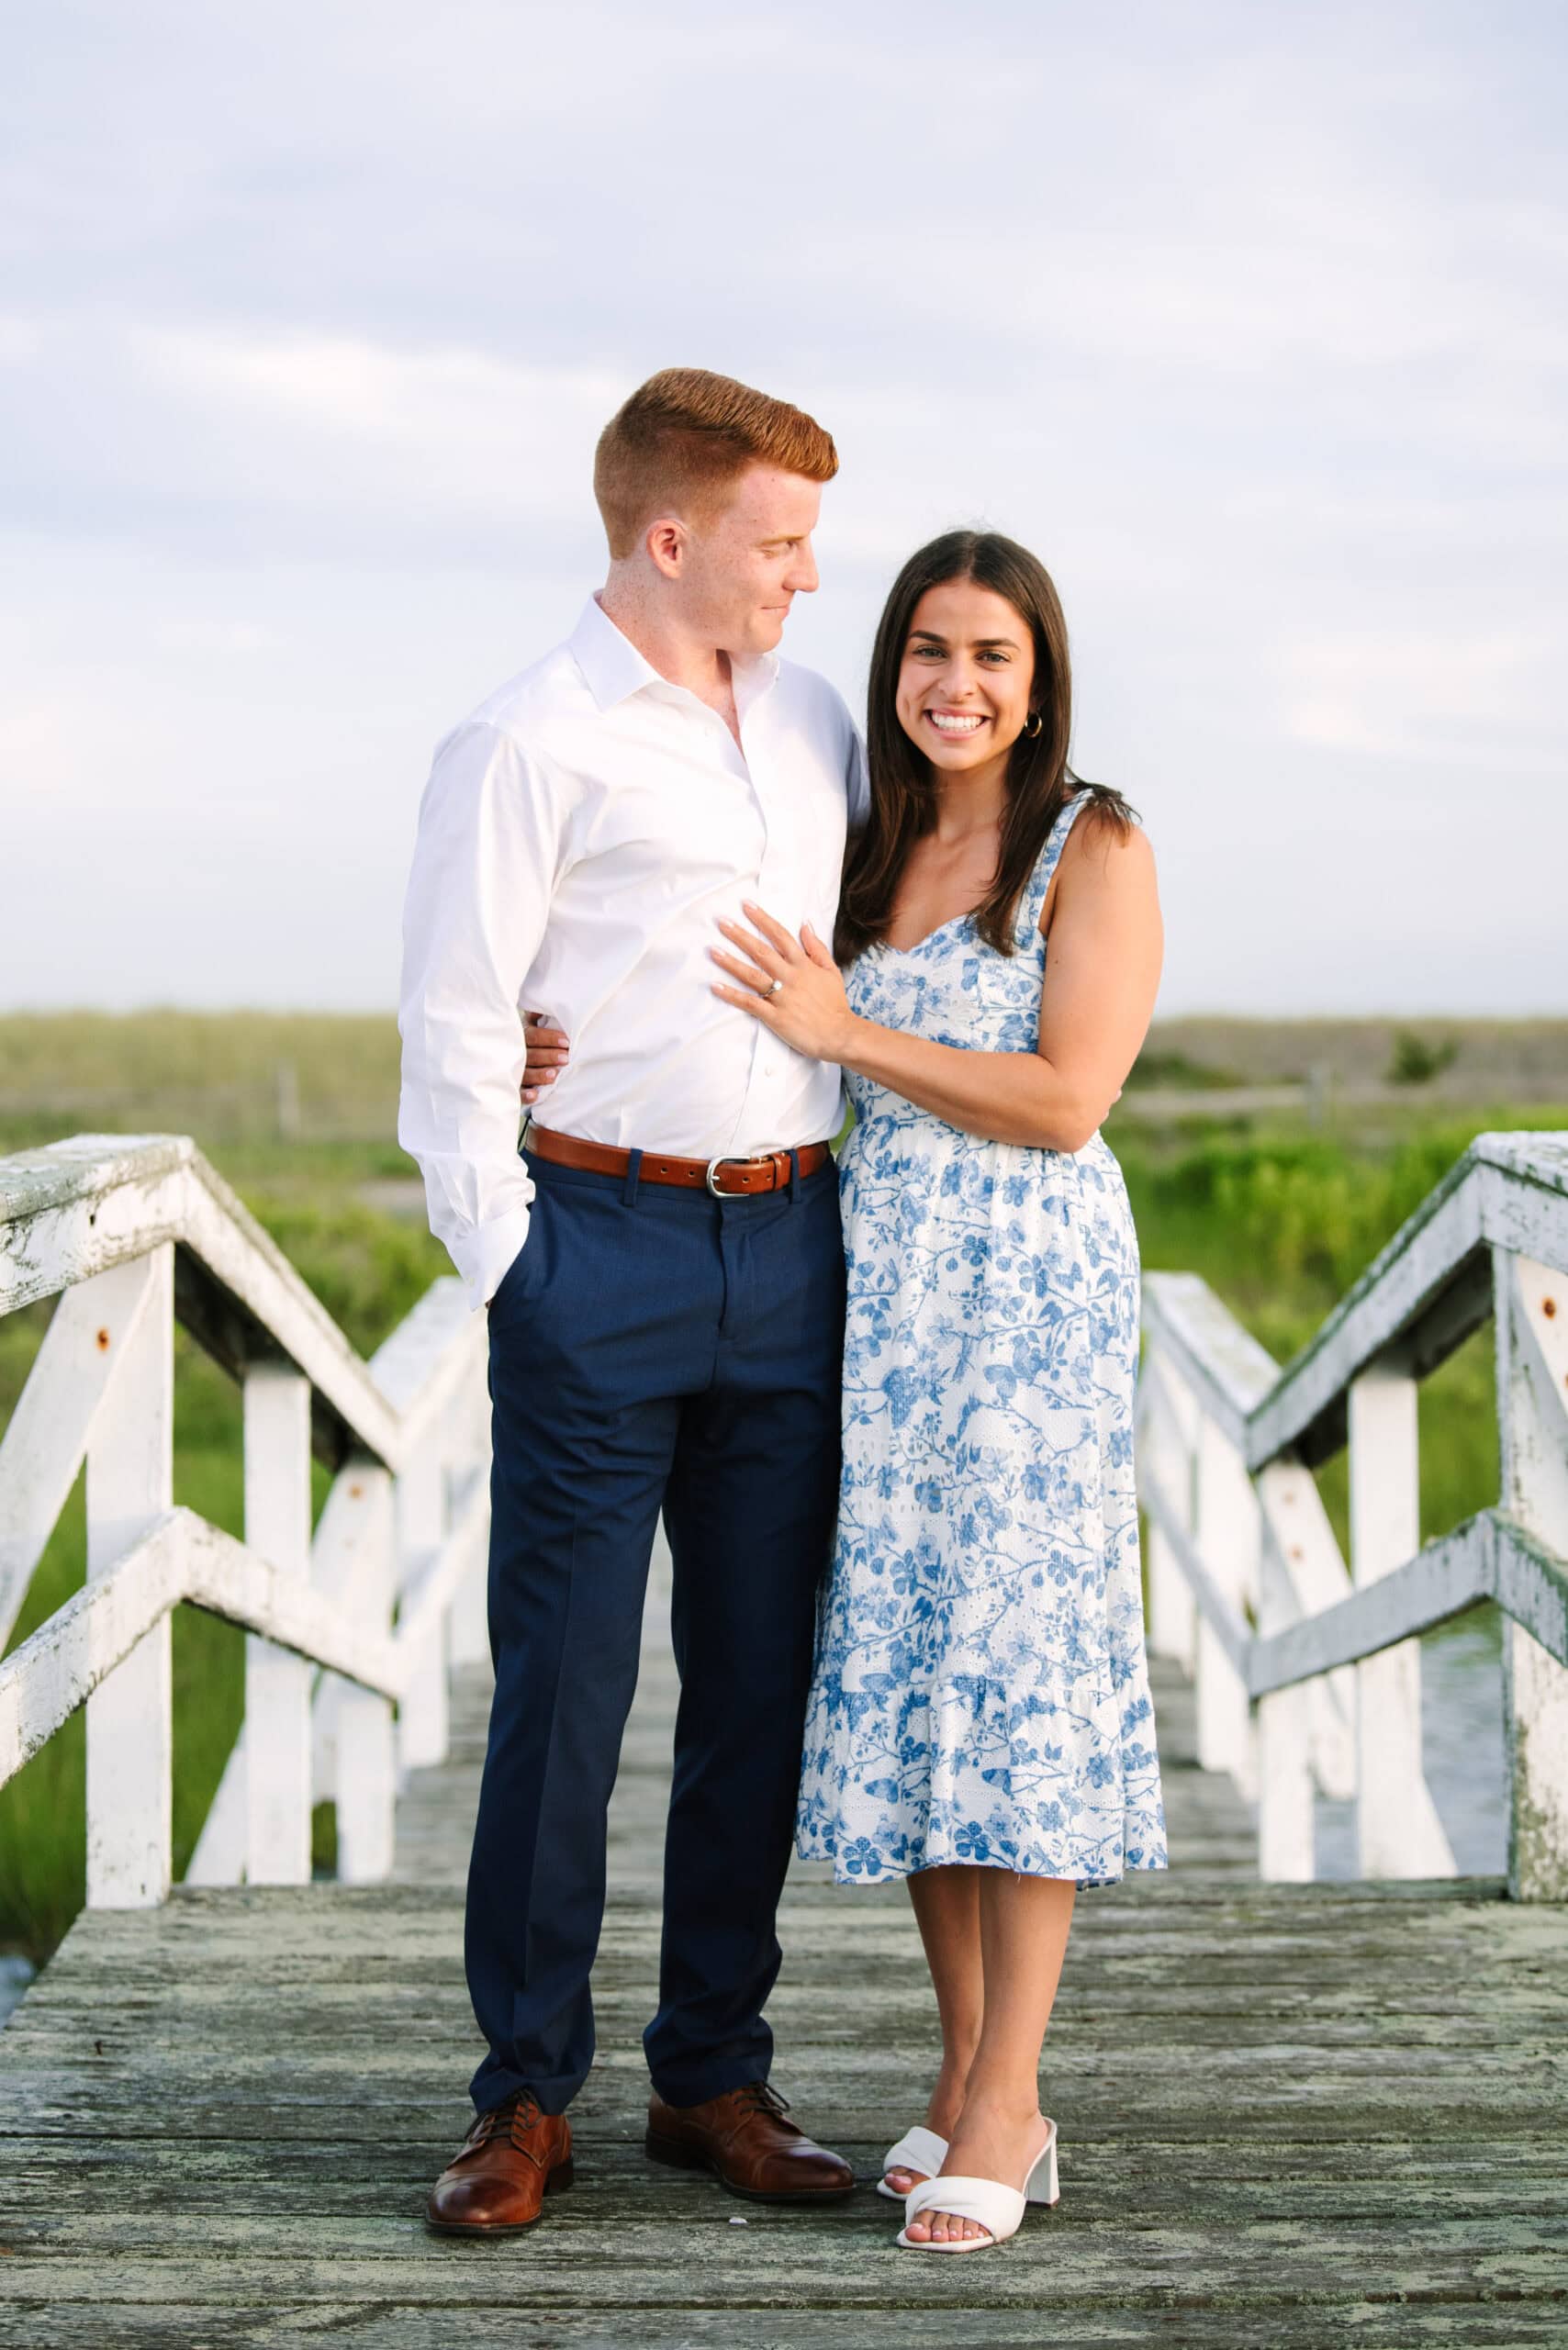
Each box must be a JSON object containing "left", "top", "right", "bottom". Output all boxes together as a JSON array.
[{"left": 593, "top": 368, "right": 837, "bottom": 559}]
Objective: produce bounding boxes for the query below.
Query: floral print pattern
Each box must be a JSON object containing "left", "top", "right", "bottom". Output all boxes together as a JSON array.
[{"left": 796, "top": 795, "right": 1168, "bottom": 1887}]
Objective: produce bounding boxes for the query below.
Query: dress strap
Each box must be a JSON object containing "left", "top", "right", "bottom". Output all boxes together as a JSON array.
[{"left": 1014, "top": 789, "right": 1093, "bottom": 950}]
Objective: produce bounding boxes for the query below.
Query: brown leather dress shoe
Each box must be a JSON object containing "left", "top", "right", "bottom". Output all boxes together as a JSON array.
[
  {"left": 426, "top": 2090, "right": 575, "bottom": 2234},
  {"left": 645, "top": 2081, "right": 856, "bottom": 2201}
]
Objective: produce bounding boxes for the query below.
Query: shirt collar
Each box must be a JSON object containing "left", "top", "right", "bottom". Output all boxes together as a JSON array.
[
  {"left": 568, "top": 595, "right": 779, "bottom": 715},
  {"left": 569, "top": 596, "right": 663, "bottom": 711}
]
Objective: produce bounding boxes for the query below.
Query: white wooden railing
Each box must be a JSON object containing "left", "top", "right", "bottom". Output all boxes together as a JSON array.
[
  {"left": 9, "top": 1126, "right": 1563, "bottom": 1913},
  {"left": 1137, "top": 1131, "right": 1568, "bottom": 1899},
  {"left": 0, "top": 1135, "right": 490, "bottom": 1904}
]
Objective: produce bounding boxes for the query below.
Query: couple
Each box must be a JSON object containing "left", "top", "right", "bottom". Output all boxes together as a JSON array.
[{"left": 398, "top": 366, "right": 1167, "bottom": 2256}]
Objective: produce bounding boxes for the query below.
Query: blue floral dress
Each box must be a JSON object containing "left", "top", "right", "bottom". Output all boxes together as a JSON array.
[{"left": 796, "top": 794, "right": 1167, "bottom": 1887}]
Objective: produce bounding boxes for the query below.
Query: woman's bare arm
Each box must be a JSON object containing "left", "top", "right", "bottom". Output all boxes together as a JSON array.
[
  {"left": 711, "top": 812, "right": 1163, "bottom": 1153},
  {"left": 843, "top": 820, "right": 1160, "bottom": 1147}
]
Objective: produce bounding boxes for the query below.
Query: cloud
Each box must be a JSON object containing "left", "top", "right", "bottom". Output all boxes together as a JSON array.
[
  {"left": 2, "top": 0, "right": 1566, "bottom": 1011},
  {"left": 0, "top": 317, "right": 618, "bottom": 570},
  {"left": 135, "top": 325, "right": 621, "bottom": 453},
  {"left": 1275, "top": 628, "right": 1562, "bottom": 768},
  {"left": 155, "top": 618, "right": 278, "bottom": 654}
]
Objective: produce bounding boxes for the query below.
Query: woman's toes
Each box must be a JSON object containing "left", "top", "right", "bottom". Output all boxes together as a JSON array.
[{"left": 904, "top": 2204, "right": 995, "bottom": 2247}]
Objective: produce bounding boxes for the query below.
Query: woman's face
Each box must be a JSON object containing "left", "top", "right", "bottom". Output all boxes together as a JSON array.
[{"left": 894, "top": 577, "right": 1036, "bottom": 780}]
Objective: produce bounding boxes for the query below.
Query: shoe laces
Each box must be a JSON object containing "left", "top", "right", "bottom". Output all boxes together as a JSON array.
[
  {"left": 734, "top": 2081, "right": 791, "bottom": 2121},
  {"left": 471, "top": 2090, "right": 543, "bottom": 2150}
]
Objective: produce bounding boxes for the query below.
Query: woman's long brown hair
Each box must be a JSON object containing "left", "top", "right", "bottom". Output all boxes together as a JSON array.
[{"left": 835, "top": 530, "right": 1135, "bottom": 964}]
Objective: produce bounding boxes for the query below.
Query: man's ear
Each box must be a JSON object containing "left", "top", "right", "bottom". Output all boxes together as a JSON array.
[{"left": 644, "top": 517, "right": 687, "bottom": 580}]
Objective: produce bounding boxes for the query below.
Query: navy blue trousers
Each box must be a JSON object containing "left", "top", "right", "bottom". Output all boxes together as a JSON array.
[{"left": 467, "top": 1146, "right": 845, "bottom": 2116}]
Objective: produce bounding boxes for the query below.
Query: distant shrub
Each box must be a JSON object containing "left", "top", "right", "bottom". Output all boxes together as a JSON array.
[
  {"left": 1126, "top": 1049, "right": 1243, "bottom": 1091},
  {"left": 1388, "top": 1030, "right": 1460, "bottom": 1086}
]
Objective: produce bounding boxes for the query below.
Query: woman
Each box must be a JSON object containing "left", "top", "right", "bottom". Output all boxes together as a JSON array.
[{"left": 525, "top": 529, "right": 1167, "bottom": 2253}]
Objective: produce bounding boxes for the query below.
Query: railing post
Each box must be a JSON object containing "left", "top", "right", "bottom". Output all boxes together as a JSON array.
[
  {"left": 1254, "top": 1451, "right": 1356, "bottom": 1805},
  {"left": 1255, "top": 1461, "right": 1315, "bottom": 1879},
  {"left": 1193, "top": 1415, "right": 1256, "bottom": 1792},
  {"left": 448, "top": 1371, "right": 492, "bottom": 1669},
  {"left": 1349, "top": 1358, "right": 1452, "bottom": 1877},
  {"left": 84, "top": 1245, "right": 174, "bottom": 1908},
  {"left": 396, "top": 1441, "right": 449, "bottom": 1774},
  {"left": 334, "top": 1464, "right": 398, "bottom": 1882},
  {"left": 1496, "top": 1250, "right": 1568, "bottom": 1899},
  {"left": 1141, "top": 1349, "right": 1197, "bottom": 1674},
  {"left": 243, "top": 1363, "right": 313, "bottom": 1884}
]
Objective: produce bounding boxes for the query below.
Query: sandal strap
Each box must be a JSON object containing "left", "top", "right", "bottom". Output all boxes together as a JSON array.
[
  {"left": 881, "top": 2125, "right": 948, "bottom": 2177},
  {"left": 902, "top": 2172, "right": 1027, "bottom": 2234}
]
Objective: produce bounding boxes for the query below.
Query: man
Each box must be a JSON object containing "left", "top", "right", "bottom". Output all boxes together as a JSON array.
[{"left": 398, "top": 368, "right": 863, "bottom": 2233}]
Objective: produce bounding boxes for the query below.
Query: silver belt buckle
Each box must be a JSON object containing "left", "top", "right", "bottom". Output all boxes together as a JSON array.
[{"left": 705, "top": 1142, "right": 786, "bottom": 1197}]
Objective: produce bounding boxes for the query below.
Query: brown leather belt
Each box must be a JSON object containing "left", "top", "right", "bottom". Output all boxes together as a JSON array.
[{"left": 525, "top": 1123, "right": 832, "bottom": 1197}]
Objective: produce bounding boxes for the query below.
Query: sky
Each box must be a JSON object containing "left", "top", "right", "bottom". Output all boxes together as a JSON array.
[{"left": 3, "top": 0, "right": 1564, "bottom": 1016}]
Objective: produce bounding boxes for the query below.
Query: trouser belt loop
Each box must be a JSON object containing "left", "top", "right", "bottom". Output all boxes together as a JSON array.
[
  {"left": 788, "top": 1146, "right": 800, "bottom": 1205},
  {"left": 622, "top": 1147, "right": 644, "bottom": 1209}
]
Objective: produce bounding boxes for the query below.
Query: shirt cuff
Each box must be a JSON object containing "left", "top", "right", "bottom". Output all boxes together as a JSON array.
[{"left": 464, "top": 1206, "right": 534, "bottom": 1315}]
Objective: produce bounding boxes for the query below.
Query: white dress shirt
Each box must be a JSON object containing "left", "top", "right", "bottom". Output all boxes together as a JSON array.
[{"left": 398, "top": 596, "right": 868, "bottom": 1310}]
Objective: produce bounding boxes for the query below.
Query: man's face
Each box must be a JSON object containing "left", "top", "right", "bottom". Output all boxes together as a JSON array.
[{"left": 678, "top": 465, "right": 822, "bottom": 658}]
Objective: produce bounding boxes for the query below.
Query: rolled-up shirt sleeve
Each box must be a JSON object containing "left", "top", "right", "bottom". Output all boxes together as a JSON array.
[{"left": 398, "top": 721, "right": 564, "bottom": 1311}]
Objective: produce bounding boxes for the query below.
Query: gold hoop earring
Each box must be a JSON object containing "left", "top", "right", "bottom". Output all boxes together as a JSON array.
[{"left": 1023, "top": 711, "right": 1043, "bottom": 738}]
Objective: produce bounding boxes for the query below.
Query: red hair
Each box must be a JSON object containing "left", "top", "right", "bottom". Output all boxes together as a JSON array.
[{"left": 593, "top": 367, "right": 837, "bottom": 558}]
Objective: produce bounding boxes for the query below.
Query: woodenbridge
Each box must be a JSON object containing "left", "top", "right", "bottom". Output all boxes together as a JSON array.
[{"left": 1, "top": 1131, "right": 1566, "bottom": 2346}]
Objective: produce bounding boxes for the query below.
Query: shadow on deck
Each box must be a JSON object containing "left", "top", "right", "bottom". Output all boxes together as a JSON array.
[{"left": 1, "top": 1542, "right": 1564, "bottom": 2348}]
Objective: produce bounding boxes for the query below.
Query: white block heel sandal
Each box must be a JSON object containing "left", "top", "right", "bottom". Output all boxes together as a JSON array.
[
  {"left": 896, "top": 2117, "right": 1059, "bottom": 2253},
  {"left": 876, "top": 2124, "right": 949, "bottom": 2202}
]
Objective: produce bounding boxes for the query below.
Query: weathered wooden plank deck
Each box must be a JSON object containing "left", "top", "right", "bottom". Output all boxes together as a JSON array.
[{"left": 3, "top": 1538, "right": 1566, "bottom": 2348}]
